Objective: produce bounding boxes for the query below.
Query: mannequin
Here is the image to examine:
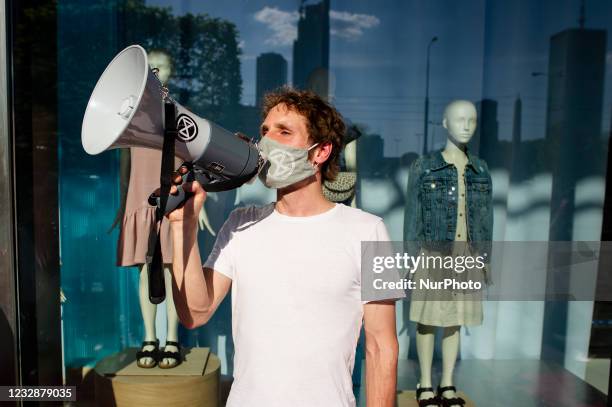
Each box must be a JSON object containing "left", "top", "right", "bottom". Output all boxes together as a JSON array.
[
  {"left": 114, "top": 50, "right": 212, "bottom": 368},
  {"left": 403, "top": 100, "right": 493, "bottom": 406}
]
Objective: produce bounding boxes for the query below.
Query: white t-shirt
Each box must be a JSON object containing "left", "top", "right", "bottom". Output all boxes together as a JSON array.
[{"left": 204, "top": 203, "right": 396, "bottom": 407}]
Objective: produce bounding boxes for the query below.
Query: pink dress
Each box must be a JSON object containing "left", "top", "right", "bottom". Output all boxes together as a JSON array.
[{"left": 116, "top": 147, "right": 181, "bottom": 266}]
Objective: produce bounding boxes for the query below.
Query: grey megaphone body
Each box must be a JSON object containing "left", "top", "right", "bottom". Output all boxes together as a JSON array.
[{"left": 82, "top": 44, "right": 263, "bottom": 214}]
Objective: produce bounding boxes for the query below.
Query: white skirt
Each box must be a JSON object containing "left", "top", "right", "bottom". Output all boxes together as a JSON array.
[{"left": 408, "top": 244, "right": 484, "bottom": 327}]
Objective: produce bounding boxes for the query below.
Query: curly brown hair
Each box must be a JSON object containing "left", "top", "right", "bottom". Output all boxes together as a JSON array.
[{"left": 262, "top": 86, "right": 345, "bottom": 182}]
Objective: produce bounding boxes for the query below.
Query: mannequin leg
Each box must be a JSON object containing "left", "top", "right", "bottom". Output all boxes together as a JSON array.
[
  {"left": 138, "top": 263, "right": 158, "bottom": 366},
  {"left": 440, "top": 326, "right": 461, "bottom": 404},
  {"left": 416, "top": 323, "right": 436, "bottom": 400},
  {"left": 164, "top": 265, "right": 179, "bottom": 343},
  {"left": 159, "top": 264, "right": 181, "bottom": 368}
]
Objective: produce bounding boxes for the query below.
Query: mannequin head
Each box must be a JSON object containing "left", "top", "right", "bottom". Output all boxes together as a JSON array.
[
  {"left": 148, "top": 50, "right": 173, "bottom": 84},
  {"left": 442, "top": 100, "right": 477, "bottom": 145}
]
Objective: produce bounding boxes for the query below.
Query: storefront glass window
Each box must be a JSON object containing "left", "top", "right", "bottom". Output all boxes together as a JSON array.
[{"left": 18, "top": 0, "right": 610, "bottom": 404}]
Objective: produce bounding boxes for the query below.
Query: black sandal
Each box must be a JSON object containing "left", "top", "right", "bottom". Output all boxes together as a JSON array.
[
  {"left": 416, "top": 386, "right": 440, "bottom": 407},
  {"left": 437, "top": 385, "right": 465, "bottom": 407},
  {"left": 158, "top": 340, "right": 182, "bottom": 369},
  {"left": 136, "top": 339, "right": 159, "bottom": 368}
]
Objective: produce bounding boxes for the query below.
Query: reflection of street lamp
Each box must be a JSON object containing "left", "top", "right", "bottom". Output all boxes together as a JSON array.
[{"left": 423, "top": 36, "right": 438, "bottom": 155}]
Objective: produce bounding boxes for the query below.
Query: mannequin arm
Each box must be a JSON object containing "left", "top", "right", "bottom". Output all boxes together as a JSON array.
[
  {"left": 344, "top": 139, "right": 357, "bottom": 172},
  {"left": 363, "top": 300, "right": 398, "bottom": 407},
  {"left": 482, "top": 160, "right": 493, "bottom": 285},
  {"left": 198, "top": 206, "right": 216, "bottom": 235},
  {"left": 403, "top": 159, "right": 422, "bottom": 253}
]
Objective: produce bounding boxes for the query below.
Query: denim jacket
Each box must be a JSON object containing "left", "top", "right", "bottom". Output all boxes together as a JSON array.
[{"left": 403, "top": 149, "right": 493, "bottom": 246}]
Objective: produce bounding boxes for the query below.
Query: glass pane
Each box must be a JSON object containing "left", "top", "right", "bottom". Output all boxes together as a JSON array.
[{"left": 49, "top": 0, "right": 612, "bottom": 405}]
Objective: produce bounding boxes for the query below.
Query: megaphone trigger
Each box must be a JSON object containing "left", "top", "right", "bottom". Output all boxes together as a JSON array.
[{"left": 148, "top": 167, "right": 197, "bottom": 215}]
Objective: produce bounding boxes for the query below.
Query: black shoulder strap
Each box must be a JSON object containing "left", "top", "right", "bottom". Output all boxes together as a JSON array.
[{"left": 146, "top": 101, "right": 177, "bottom": 304}]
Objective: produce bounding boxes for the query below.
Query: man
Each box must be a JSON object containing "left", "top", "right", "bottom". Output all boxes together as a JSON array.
[{"left": 166, "top": 87, "right": 400, "bottom": 406}]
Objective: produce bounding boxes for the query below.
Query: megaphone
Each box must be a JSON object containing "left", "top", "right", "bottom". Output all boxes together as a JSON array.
[{"left": 81, "top": 44, "right": 263, "bottom": 214}]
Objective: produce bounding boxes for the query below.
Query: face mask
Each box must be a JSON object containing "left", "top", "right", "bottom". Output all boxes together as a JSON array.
[{"left": 257, "top": 136, "right": 319, "bottom": 189}]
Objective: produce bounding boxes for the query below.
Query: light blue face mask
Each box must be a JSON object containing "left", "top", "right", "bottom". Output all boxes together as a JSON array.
[{"left": 257, "top": 136, "right": 319, "bottom": 189}]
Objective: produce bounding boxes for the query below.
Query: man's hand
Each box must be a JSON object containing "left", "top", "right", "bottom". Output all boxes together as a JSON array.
[{"left": 154, "top": 164, "right": 207, "bottom": 224}]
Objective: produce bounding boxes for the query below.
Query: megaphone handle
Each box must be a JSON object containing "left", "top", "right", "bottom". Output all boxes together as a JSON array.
[{"left": 149, "top": 170, "right": 196, "bottom": 215}]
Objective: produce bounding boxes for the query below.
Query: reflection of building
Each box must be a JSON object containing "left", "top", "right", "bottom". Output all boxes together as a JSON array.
[
  {"left": 357, "top": 134, "right": 384, "bottom": 176},
  {"left": 474, "top": 99, "right": 499, "bottom": 161},
  {"left": 510, "top": 95, "right": 525, "bottom": 178},
  {"left": 543, "top": 27, "right": 606, "bottom": 364},
  {"left": 545, "top": 28, "right": 606, "bottom": 241},
  {"left": 512, "top": 95, "right": 522, "bottom": 146},
  {"left": 545, "top": 29, "right": 606, "bottom": 147},
  {"left": 256, "top": 53, "right": 287, "bottom": 107},
  {"left": 292, "top": 0, "right": 329, "bottom": 99}
]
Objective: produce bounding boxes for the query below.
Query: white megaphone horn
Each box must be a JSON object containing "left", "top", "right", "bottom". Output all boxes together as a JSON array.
[{"left": 81, "top": 44, "right": 263, "bottom": 214}]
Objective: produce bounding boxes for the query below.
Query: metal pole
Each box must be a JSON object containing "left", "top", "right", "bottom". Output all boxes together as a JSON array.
[{"left": 0, "top": 0, "right": 19, "bottom": 388}]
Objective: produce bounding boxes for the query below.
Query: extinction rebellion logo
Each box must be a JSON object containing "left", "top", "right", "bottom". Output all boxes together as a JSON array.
[
  {"left": 267, "top": 148, "right": 295, "bottom": 181},
  {"left": 176, "top": 114, "right": 198, "bottom": 142}
]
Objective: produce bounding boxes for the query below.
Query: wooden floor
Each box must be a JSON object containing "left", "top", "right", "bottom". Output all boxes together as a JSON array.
[
  {"left": 358, "top": 359, "right": 609, "bottom": 407},
  {"left": 71, "top": 357, "right": 609, "bottom": 406}
]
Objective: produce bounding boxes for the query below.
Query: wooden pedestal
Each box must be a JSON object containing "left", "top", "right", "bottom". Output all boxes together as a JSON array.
[
  {"left": 397, "top": 390, "right": 476, "bottom": 407},
  {"left": 94, "top": 347, "right": 220, "bottom": 407}
]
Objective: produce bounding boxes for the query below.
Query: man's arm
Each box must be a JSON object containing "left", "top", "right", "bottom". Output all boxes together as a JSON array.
[
  {"left": 166, "top": 167, "right": 231, "bottom": 329},
  {"left": 363, "top": 300, "right": 399, "bottom": 407},
  {"left": 170, "top": 219, "right": 231, "bottom": 329}
]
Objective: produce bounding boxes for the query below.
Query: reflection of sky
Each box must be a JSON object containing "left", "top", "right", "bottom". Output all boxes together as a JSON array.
[{"left": 147, "top": 0, "right": 612, "bottom": 156}]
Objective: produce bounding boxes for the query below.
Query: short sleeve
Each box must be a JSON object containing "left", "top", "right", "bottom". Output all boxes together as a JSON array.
[
  {"left": 371, "top": 219, "right": 390, "bottom": 240},
  {"left": 203, "top": 212, "right": 237, "bottom": 280},
  {"left": 361, "top": 219, "right": 407, "bottom": 304}
]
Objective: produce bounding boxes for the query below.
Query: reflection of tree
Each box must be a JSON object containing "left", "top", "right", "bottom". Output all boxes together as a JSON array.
[
  {"left": 120, "top": 0, "right": 179, "bottom": 51},
  {"left": 174, "top": 13, "right": 242, "bottom": 122},
  {"left": 119, "top": 0, "right": 242, "bottom": 123},
  {"left": 57, "top": 1, "right": 243, "bottom": 165}
]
